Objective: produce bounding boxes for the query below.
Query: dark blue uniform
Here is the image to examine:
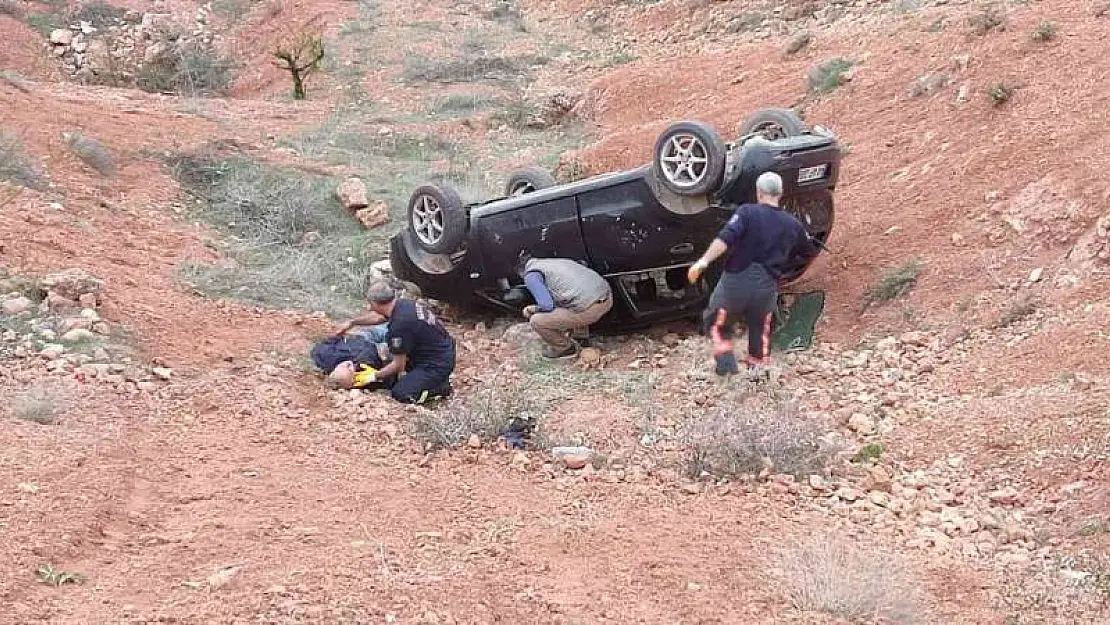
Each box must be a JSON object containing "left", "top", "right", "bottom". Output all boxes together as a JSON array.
[
  {"left": 704, "top": 203, "right": 818, "bottom": 366},
  {"left": 386, "top": 299, "right": 456, "bottom": 403}
]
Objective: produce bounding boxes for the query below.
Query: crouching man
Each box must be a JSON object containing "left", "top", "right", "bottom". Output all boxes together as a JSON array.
[
  {"left": 516, "top": 253, "right": 613, "bottom": 359},
  {"left": 328, "top": 281, "right": 456, "bottom": 404}
]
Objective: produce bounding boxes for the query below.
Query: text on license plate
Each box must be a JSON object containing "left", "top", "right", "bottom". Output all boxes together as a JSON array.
[{"left": 797, "top": 164, "right": 827, "bottom": 183}]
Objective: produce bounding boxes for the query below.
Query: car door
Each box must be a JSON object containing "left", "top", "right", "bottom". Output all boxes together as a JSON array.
[
  {"left": 469, "top": 192, "right": 588, "bottom": 282},
  {"left": 576, "top": 171, "right": 730, "bottom": 275}
]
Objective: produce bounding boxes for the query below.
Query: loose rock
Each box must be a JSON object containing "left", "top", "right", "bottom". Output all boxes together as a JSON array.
[
  {"left": 337, "top": 177, "right": 370, "bottom": 211},
  {"left": 355, "top": 201, "right": 389, "bottom": 229},
  {"left": 1, "top": 297, "right": 32, "bottom": 316}
]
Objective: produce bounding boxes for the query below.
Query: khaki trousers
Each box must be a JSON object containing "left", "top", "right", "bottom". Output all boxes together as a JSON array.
[{"left": 529, "top": 297, "right": 613, "bottom": 350}]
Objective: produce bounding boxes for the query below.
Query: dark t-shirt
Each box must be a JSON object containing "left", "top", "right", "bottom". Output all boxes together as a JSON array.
[
  {"left": 716, "top": 203, "right": 818, "bottom": 277},
  {"left": 386, "top": 299, "right": 455, "bottom": 369}
]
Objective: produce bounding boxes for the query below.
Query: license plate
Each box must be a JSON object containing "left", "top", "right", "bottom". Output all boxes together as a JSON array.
[{"left": 797, "top": 164, "right": 827, "bottom": 183}]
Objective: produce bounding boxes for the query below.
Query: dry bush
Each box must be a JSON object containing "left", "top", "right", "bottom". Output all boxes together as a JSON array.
[
  {"left": 1032, "top": 20, "right": 1057, "bottom": 41},
  {"left": 806, "top": 57, "right": 854, "bottom": 94},
  {"left": 412, "top": 382, "right": 539, "bottom": 450},
  {"left": 0, "top": 131, "right": 48, "bottom": 189},
  {"left": 136, "top": 40, "right": 236, "bottom": 96},
  {"left": 11, "top": 387, "right": 70, "bottom": 425},
  {"left": 906, "top": 72, "right": 949, "bottom": 98},
  {"left": 969, "top": 4, "right": 1006, "bottom": 34},
  {"left": 401, "top": 52, "right": 547, "bottom": 85},
  {"left": 864, "top": 257, "right": 921, "bottom": 304},
  {"left": 683, "top": 401, "right": 839, "bottom": 479},
  {"left": 988, "top": 81, "right": 1014, "bottom": 106},
  {"left": 71, "top": 0, "right": 126, "bottom": 27},
  {"left": 63, "top": 131, "right": 116, "bottom": 178},
  {"left": 483, "top": 0, "right": 526, "bottom": 31},
  {"left": 779, "top": 535, "right": 923, "bottom": 623}
]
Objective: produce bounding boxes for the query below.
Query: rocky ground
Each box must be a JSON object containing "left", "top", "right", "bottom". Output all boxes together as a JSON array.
[{"left": 2, "top": 0, "right": 1109, "bottom": 623}]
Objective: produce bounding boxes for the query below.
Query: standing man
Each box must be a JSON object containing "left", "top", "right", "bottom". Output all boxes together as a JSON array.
[
  {"left": 517, "top": 253, "right": 613, "bottom": 359},
  {"left": 687, "top": 171, "right": 819, "bottom": 379},
  {"left": 333, "top": 281, "right": 456, "bottom": 404}
]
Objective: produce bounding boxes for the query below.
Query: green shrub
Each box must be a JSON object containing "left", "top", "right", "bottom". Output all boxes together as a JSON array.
[
  {"left": 864, "top": 258, "right": 921, "bottom": 304},
  {"left": 806, "top": 58, "right": 854, "bottom": 94}
]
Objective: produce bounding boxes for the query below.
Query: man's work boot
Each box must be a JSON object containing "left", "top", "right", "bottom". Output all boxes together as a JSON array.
[
  {"left": 714, "top": 352, "right": 740, "bottom": 376},
  {"left": 571, "top": 327, "right": 591, "bottom": 348},
  {"left": 542, "top": 341, "right": 580, "bottom": 360}
]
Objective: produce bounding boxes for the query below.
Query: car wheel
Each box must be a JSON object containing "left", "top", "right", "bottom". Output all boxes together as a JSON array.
[
  {"left": 738, "top": 107, "right": 806, "bottom": 140},
  {"left": 407, "top": 183, "right": 467, "bottom": 255},
  {"left": 505, "top": 167, "right": 557, "bottom": 197},
  {"left": 651, "top": 121, "right": 727, "bottom": 197}
]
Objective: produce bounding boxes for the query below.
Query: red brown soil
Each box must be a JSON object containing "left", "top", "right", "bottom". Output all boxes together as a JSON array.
[{"left": 2, "top": 0, "right": 1109, "bottom": 623}]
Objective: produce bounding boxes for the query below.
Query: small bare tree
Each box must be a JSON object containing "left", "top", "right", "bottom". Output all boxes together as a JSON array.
[{"left": 272, "top": 30, "right": 325, "bottom": 101}]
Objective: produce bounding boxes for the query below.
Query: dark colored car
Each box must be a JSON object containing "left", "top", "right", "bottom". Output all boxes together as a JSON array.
[{"left": 389, "top": 107, "right": 843, "bottom": 330}]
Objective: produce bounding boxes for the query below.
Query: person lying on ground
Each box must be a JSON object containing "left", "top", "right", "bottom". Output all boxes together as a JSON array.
[{"left": 338, "top": 281, "right": 456, "bottom": 404}]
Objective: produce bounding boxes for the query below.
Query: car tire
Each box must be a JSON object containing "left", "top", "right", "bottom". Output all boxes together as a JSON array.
[
  {"left": 651, "top": 121, "right": 727, "bottom": 197},
  {"left": 505, "top": 167, "right": 557, "bottom": 197},
  {"left": 738, "top": 107, "right": 807, "bottom": 140},
  {"left": 406, "top": 183, "right": 467, "bottom": 255}
]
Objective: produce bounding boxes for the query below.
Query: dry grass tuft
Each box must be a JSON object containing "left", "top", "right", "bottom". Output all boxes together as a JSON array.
[
  {"left": 684, "top": 401, "right": 839, "bottom": 479},
  {"left": 779, "top": 535, "right": 923, "bottom": 623}
]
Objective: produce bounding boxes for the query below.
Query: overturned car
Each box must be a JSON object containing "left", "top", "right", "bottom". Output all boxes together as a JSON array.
[{"left": 389, "top": 107, "right": 842, "bottom": 330}]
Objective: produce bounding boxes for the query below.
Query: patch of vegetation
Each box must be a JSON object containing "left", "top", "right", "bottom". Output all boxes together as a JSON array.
[
  {"left": 988, "top": 81, "right": 1014, "bottom": 106},
  {"left": 0, "top": 131, "right": 48, "bottom": 190},
  {"left": 969, "top": 4, "right": 1006, "bottom": 34},
  {"left": 1031, "top": 20, "right": 1057, "bottom": 41},
  {"left": 891, "top": 0, "right": 922, "bottom": 13},
  {"left": 604, "top": 51, "right": 637, "bottom": 67},
  {"left": 516, "top": 344, "right": 652, "bottom": 404},
  {"left": 339, "top": 0, "right": 377, "bottom": 35},
  {"left": 428, "top": 93, "right": 497, "bottom": 117},
  {"left": 851, "top": 442, "right": 883, "bottom": 464},
  {"left": 906, "top": 72, "right": 949, "bottom": 98},
  {"left": 1078, "top": 517, "right": 1109, "bottom": 537},
  {"left": 411, "top": 383, "right": 534, "bottom": 451},
  {"left": 281, "top": 117, "right": 483, "bottom": 205},
  {"left": 779, "top": 535, "right": 923, "bottom": 623},
  {"left": 487, "top": 98, "right": 543, "bottom": 130},
  {"left": 210, "top": 0, "right": 251, "bottom": 20},
  {"left": 483, "top": 0, "right": 526, "bottom": 32},
  {"left": 169, "top": 152, "right": 380, "bottom": 317},
  {"left": 806, "top": 57, "right": 854, "bottom": 95},
  {"left": 36, "top": 564, "right": 85, "bottom": 586},
  {"left": 63, "top": 131, "right": 116, "bottom": 178},
  {"left": 136, "top": 41, "right": 237, "bottom": 96},
  {"left": 71, "top": 0, "right": 126, "bottom": 27},
  {"left": 23, "top": 11, "right": 66, "bottom": 35},
  {"left": 11, "top": 387, "right": 70, "bottom": 425},
  {"left": 864, "top": 257, "right": 921, "bottom": 304},
  {"left": 995, "top": 297, "right": 1038, "bottom": 328},
  {"left": 0, "top": 0, "right": 24, "bottom": 17},
  {"left": 925, "top": 17, "right": 946, "bottom": 32},
  {"left": 401, "top": 52, "right": 548, "bottom": 85},
  {"left": 683, "top": 401, "right": 839, "bottom": 479}
]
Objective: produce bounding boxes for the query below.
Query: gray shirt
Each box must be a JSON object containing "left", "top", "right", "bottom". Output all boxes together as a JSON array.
[{"left": 524, "top": 258, "right": 611, "bottom": 313}]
